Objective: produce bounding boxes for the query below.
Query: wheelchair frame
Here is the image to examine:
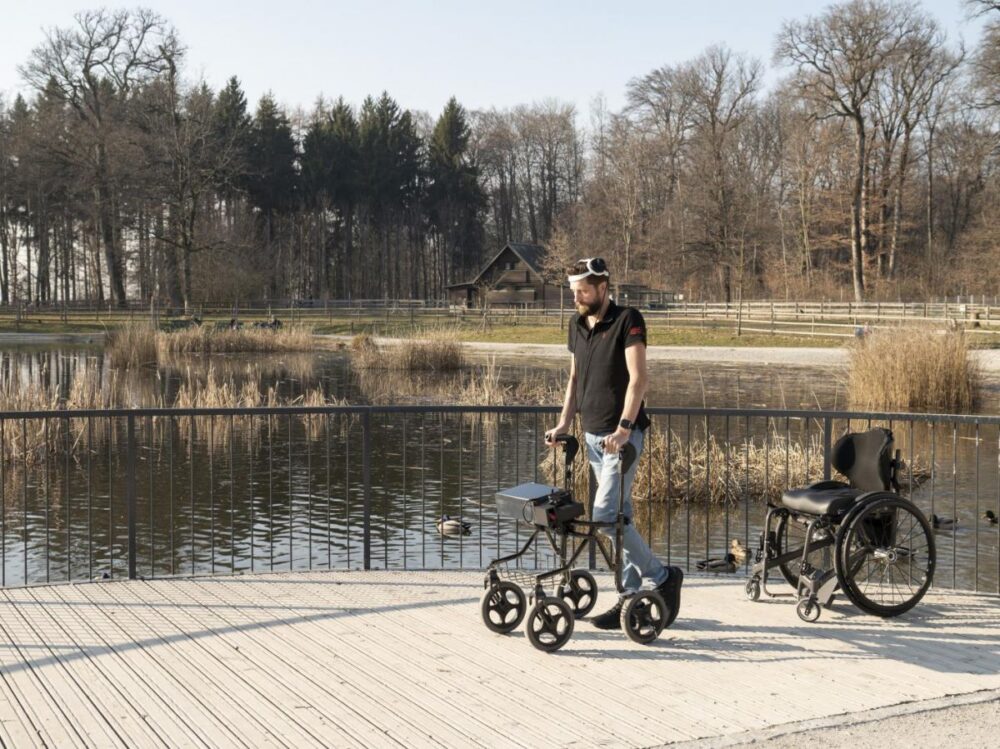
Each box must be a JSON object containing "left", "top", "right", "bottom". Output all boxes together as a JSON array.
[{"left": 745, "top": 429, "right": 936, "bottom": 622}]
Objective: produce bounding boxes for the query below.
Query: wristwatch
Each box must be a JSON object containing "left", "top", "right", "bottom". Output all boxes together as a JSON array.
[{"left": 619, "top": 418, "right": 635, "bottom": 431}]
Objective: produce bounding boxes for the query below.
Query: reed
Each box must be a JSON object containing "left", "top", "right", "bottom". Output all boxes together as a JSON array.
[
  {"left": 156, "top": 325, "right": 316, "bottom": 356},
  {"left": 106, "top": 321, "right": 159, "bottom": 369},
  {"left": 541, "top": 427, "right": 930, "bottom": 506},
  {"left": 349, "top": 331, "right": 464, "bottom": 371},
  {"left": 848, "top": 326, "right": 981, "bottom": 413}
]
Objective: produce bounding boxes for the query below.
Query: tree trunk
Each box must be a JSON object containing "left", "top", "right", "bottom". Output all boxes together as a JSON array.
[
  {"left": 888, "top": 128, "right": 912, "bottom": 280},
  {"left": 160, "top": 208, "right": 184, "bottom": 310},
  {"left": 850, "top": 118, "right": 867, "bottom": 301},
  {"left": 96, "top": 143, "right": 127, "bottom": 306},
  {"left": 0, "top": 203, "right": 9, "bottom": 304},
  {"left": 925, "top": 126, "right": 935, "bottom": 290}
]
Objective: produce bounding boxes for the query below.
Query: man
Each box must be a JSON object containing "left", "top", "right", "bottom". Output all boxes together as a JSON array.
[{"left": 544, "top": 257, "right": 683, "bottom": 629}]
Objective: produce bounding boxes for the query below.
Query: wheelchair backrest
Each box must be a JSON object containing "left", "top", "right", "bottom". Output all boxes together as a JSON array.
[{"left": 831, "top": 428, "right": 894, "bottom": 491}]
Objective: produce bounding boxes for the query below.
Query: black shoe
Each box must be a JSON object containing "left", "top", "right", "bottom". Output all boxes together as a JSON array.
[
  {"left": 589, "top": 597, "right": 625, "bottom": 629},
  {"left": 656, "top": 566, "right": 684, "bottom": 627}
]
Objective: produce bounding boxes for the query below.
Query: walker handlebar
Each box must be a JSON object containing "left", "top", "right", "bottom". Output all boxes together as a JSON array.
[
  {"left": 619, "top": 443, "right": 637, "bottom": 475},
  {"left": 551, "top": 434, "right": 579, "bottom": 466}
]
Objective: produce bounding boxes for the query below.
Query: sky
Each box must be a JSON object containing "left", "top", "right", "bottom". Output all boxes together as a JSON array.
[{"left": 0, "top": 0, "right": 989, "bottom": 119}]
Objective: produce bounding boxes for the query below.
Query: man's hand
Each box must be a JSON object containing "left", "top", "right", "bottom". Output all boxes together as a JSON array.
[
  {"left": 544, "top": 424, "right": 569, "bottom": 446},
  {"left": 602, "top": 428, "right": 631, "bottom": 454}
]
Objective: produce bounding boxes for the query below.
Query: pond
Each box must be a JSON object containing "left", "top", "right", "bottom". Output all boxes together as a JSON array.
[{"left": 0, "top": 343, "right": 996, "bottom": 596}]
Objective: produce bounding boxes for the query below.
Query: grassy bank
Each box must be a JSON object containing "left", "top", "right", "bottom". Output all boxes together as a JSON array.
[
  {"left": 11, "top": 311, "right": 1000, "bottom": 350},
  {"left": 324, "top": 321, "right": 841, "bottom": 347}
]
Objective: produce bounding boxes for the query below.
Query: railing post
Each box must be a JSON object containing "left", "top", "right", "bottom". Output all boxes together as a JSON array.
[
  {"left": 362, "top": 409, "right": 372, "bottom": 570},
  {"left": 126, "top": 413, "right": 138, "bottom": 580},
  {"left": 822, "top": 416, "right": 833, "bottom": 481}
]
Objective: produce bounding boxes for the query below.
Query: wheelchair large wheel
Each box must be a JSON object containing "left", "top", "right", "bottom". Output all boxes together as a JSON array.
[
  {"left": 775, "top": 512, "right": 834, "bottom": 589},
  {"left": 835, "top": 495, "right": 935, "bottom": 617}
]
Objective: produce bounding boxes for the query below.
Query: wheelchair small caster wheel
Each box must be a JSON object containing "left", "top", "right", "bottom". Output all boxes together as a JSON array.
[
  {"left": 480, "top": 581, "right": 526, "bottom": 634},
  {"left": 745, "top": 577, "right": 761, "bottom": 602},
  {"left": 558, "top": 569, "right": 598, "bottom": 618},
  {"left": 525, "top": 597, "right": 574, "bottom": 652},
  {"left": 621, "top": 591, "right": 667, "bottom": 645},
  {"left": 796, "top": 597, "right": 821, "bottom": 623}
]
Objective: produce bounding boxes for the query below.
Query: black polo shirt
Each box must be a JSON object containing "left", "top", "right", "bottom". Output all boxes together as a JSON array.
[{"left": 568, "top": 301, "right": 650, "bottom": 434}]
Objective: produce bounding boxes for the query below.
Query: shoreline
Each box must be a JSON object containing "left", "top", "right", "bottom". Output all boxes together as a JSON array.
[
  {"left": 6, "top": 331, "right": 1000, "bottom": 375},
  {"left": 345, "top": 336, "right": 1000, "bottom": 374}
]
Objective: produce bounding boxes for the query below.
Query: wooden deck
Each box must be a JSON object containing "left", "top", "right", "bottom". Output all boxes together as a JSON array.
[{"left": 0, "top": 570, "right": 997, "bottom": 748}]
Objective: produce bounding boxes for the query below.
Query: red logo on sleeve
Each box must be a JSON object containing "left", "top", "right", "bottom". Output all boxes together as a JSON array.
[{"left": 628, "top": 326, "right": 643, "bottom": 336}]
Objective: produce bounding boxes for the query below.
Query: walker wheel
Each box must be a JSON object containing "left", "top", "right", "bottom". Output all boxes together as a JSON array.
[
  {"left": 745, "top": 577, "right": 761, "bottom": 602},
  {"left": 558, "top": 570, "right": 598, "bottom": 618},
  {"left": 621, "top": 592, "right": 667, "bottom": 645},
  {"left": 796, "top": 597, "right": 821, "bottom": 623},
  {"left": 525, "top": 597, "right": 574, "bottom": 652},
  {"left": 480, "top": 582, "right": 526, "bottom": 634}
]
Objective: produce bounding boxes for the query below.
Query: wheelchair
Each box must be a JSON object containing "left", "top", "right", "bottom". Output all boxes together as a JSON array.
[
  {"left": 745, "top": 428, "right": 936, "bottom": 622},
  {"left": 479, "top": 435, "right": 669, "bottom": 652}
]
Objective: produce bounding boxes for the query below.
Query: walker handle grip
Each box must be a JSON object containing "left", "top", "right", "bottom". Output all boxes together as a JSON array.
[
  {"left": 619, "top": 443, "right": 637, "bottom": 475},
  {"left": 552, "top": 434, "right": 579, "bottom": 465}
]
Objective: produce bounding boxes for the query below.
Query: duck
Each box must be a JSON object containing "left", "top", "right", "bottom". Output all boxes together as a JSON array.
[
  {"left": 931, "top": 514, "right": 957, "bottom": 531},
  {"left": 730, "top": 538, "right": 749, "bottom": 565},
  {"left": 983, "top": 510, "right": 998, "bottom": 526},
  {"left": 436, "top": 515, "right": 472, "bottom": 536},
  {"left": 696, "top": 553, "right": 737, "bottom": 574}
]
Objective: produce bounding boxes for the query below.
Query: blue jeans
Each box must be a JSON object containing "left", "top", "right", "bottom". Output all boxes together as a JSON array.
[{"left": 585, "top": 430, "right": 667, "bottom": 594}]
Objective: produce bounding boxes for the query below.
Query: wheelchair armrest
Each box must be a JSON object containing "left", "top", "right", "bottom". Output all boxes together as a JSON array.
[{"left": 805, "top": 480, "right": 849, "bottom": 491}]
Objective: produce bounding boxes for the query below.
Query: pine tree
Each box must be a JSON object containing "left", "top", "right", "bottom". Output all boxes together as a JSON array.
[
  {"left": 246, "top": 94, "right": 298, "bottom": 297},
  {"left": 427, "top": 97, "right": 484, "bottom": 294},
  {"left": 212, "top": 76, "right": 252, "bottom": 202}
]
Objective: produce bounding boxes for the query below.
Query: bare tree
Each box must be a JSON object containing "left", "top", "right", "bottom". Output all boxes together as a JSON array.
[
  {"left": 625, "top": 63, "right": 695, "bottom": 270},
  {"left": 883, "top": 23, "right": 961, "bottom": 277},
  {"left": 682, "top": 45, "right": 762, "bottom": 301},
  {"left": 776, "top": 0, "right": 919, "bottom": 300},
  {"left": 20, "top": 8, "right": 181, "bottom": 306}
]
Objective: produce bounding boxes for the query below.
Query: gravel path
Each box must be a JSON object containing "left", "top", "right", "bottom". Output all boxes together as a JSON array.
[
  {"left": 340, "top": 336, "right": 1000, "bottom": 374},
  {"left": 667, "top": 690, "right": 1000, "bottom": 748}
]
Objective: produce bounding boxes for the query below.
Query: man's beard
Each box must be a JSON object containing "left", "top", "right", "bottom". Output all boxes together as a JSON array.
[{"left": 576, "top": 296, "right": 603, "bottom": 316}]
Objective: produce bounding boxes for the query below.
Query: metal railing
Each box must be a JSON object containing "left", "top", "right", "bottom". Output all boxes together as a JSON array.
[{"left": 0, "top": 404, "right": 997, "bottom": 594}]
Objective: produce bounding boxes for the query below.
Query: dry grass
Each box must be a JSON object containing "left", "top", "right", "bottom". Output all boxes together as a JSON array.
[
  {"left": 106, "top": 321, "right": 159, "bottom": 369},
  {"left": 156, "top": 325, "right": 316, "bottom": 356},
  {"left": 541, "top": 427, "right": 930, "bottom": 506},
  {"left": 0, "top": 360, "right": 351, "bottom": 465},
  {"left": 350, "top": 331, "right": 464, "bottom": 371},
  {"left": 848, "top": 326, "right": 981, "bottom": 413}
]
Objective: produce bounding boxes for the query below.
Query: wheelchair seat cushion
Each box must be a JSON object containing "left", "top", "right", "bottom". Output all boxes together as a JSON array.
[{"left": 780, "top": 483, "right": 864, "bottom": 516}]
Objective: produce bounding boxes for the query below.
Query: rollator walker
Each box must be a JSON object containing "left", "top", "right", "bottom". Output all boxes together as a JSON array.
[{"left": 479, "top": 435, "right": 670, "bottom": 652}]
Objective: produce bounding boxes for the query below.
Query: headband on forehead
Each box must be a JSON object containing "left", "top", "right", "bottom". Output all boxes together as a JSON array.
[{"left": 567, "top": 257, "right": 609, "bottom": 283}]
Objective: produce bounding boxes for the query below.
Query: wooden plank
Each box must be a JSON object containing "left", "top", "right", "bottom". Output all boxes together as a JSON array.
[
  {"left": 162, "top": 579, "right": 427, "bottom": 748},
  {"left": 73, "top": 582, "right": 294, "bottom": 748},
  {"left": 182, "top": 577, "right": 528, "bottom": 748},
  {"left": 0, "top": 571, "right": 997, "bottom": 748},
  {"left": 38, "top": 586, "right": 211, "bottom": 748}
]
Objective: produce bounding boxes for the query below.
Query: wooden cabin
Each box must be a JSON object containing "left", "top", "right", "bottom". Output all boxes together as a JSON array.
[{"left": 447, "top": 243, "right": 563, "bottom": 309}]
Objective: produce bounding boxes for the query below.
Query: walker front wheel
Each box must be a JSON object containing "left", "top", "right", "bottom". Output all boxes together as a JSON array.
[
  {"left": 480, "top": 582, "right": 526, "bottom": 634},
  {"left": 525, "top": 597, "right": 574, "bottom": 652}
]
